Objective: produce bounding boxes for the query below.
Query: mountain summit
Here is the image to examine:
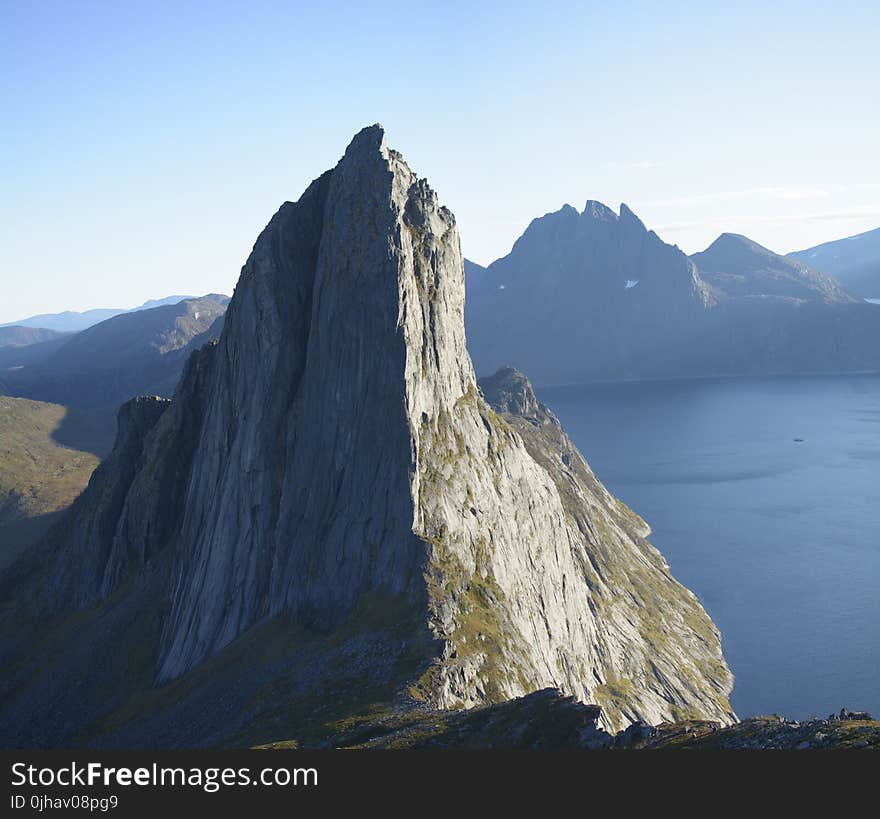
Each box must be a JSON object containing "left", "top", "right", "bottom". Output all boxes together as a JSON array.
[
  {"left": 466, "top": 200, "right": 715, "bottom": 384},
  {"left": 692, "top": 233, "right": 854, "bottom": 303},
  {"left": 0, "top": 126, "right": 733, "bottom": 746},
  {"left": 466, "top": 205, "right": 880, "bottom": 386}
]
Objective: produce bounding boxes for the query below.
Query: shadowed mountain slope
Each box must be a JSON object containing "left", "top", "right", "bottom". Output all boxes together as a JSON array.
[
  {"left": 692, "top": 233, "right": 855, "bottom": 303},
  {"left": 466, "top": 205, "right": 880, "bottom": 385},
  {"left": 0, "top": 296, "right": 228, "bottom": 408},
  {"left": 788, "top": 226, "right": 880, "bottom": 299}
]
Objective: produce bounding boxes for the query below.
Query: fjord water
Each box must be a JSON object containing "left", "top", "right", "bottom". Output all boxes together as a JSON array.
[{"left": 540, "top": 373, "right": 880, "bottom": 719}]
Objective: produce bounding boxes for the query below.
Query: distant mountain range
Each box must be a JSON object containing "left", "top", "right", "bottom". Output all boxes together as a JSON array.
[
  {"left": 693, "top": 233, "right": 854, "bottom": 304},
  {"left": 0, "top": 326, "right": 67, "bottom": 349},
  {"left": 465, "top": 205, "right": 880, "bottom": 385},
  {"left": 0, "top": 295, "right": 228, "bottom": 408},
  {"left": 788, "top": 226, "right": 880, "bottom": 299},
  {"left": 0, "top": 295, "right": 199, "bottom": 333}
]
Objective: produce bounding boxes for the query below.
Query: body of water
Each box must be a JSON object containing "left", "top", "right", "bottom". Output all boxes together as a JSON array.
[{"left": 540, "top": 373, "right": 880, "bottom": 720}]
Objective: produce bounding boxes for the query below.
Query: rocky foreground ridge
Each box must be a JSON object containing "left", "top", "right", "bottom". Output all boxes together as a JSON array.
[
  {"left": 1, "top": 126, "right": 732, "bottom": 747},
  {"left": 255, "top": 689, "right": 877, "bottom": 750}
]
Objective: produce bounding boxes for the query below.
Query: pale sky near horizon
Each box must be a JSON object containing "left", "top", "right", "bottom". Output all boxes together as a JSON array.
[{"left": 2, "top": 1, "right": 878, "bottom": 323}]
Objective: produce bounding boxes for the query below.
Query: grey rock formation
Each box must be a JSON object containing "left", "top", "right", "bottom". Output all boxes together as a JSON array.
[
  {"left": 0, "top": 126, "right": 733, "bottom": 745},
  {"left": 474, "top": 366, "right": 732, "bottom": 726}
]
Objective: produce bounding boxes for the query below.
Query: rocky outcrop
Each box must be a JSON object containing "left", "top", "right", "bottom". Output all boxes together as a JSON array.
[
  {"left": 0, "top": 126, "right": 733, "bottom": 745},
  {"left": 271, "top": 689, "right": 877, "bottom": 750}
]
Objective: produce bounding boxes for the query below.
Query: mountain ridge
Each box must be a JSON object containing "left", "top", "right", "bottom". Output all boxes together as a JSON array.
[
  {"left": 466, "top": 203, "right": 880, "bottom": 386},
  {"left": 466, "top": 199, "right": 716, "bottom": 384},
  {"left": 0, "top": 326, "right": 68, "bottom": 349},
  {"left": 788, "top": 226, "right": 880, "bottom": 299},
  {"left": 692, "top": 232, "right": 855, "bottom": 303},
  {"left": 0, "top": 294, "right": 224, "bottom": 333},
  {"left": 0, "top": 295, "right": 228, "bottom": 408},
  {"left": 0, "top": 126, "right": 733, "bottom": 746}
]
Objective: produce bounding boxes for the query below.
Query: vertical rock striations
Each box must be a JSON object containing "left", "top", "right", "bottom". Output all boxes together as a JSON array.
[{"left": 5, "top": 126, "right": 733, "bottom": 740}]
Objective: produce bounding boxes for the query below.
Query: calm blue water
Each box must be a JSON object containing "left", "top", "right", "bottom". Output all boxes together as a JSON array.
[{"left": 540, "top": 374, "right": 880, "bottom": 720}]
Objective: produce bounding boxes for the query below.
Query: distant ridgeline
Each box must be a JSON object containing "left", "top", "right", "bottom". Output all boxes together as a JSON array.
[
  {"left": 788, "top": 226, "right": 880, "bottom": 300},
  {"left": 466, "top": 205, "right": 880, "bottom": 386},
  {"left": 0, "top": 126, "right": 735, "bottom": 748},
  {"left": 0, "top": 295, "right": 228, "bottom": 409}
]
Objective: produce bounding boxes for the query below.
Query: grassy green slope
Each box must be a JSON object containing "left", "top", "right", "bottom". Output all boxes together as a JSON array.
[{"left": 0, "top": 396, "right": 113, "bottom": 570}]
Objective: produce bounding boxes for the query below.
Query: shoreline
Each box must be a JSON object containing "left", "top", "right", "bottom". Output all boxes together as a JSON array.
[{"left": 530, "top": 368, "right": 880, "bottom": 392}]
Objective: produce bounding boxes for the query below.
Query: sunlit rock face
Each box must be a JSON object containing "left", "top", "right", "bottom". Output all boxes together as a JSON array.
[{"left": 5, "top": 126, "right": 734, "bottom": 743}]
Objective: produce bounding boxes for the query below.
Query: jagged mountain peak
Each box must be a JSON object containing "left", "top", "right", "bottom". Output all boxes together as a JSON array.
[
  {"left": 466, "top": 197, "right": 715, "bottom": 384},
  {"left": 618, "top": 202, "right": 647, "bottom": 230},
  {"left": 701, "top": 231, "right": 779, "bottom": 259},
  {"left": 1, "top": 127, "right": 733, "bottom": 745},
  {"left": 583, "top": 200, "right": 617, "bottom": 221}
]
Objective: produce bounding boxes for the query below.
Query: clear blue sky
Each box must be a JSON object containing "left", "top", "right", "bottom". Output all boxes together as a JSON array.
[{"left": 2, "top": 1, "right": 878, "bottom": 322}]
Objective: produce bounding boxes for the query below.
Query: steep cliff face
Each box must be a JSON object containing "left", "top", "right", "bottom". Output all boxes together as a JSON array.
[
  {"left": 473, "top": 367, "right": 731, "bottom": 726},
  {"left": 1, "top": 126, "right": 733, "bottom": 744}
]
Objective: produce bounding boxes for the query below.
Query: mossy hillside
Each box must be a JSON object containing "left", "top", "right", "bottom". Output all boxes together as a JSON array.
[
  {"left": 0, "top": 396, "right": 110, "bottom": 568},
  {"left": 254, "top": 690, "right": 880, "bottom": 751},
  {"left": 326, "top": 689, "right": 607, "bottom": 750},
  {"left": 497, "top": 404, "right": 733, "bottom": 727},
  {"left": 415, "top": 391, "right": 538, "bottom": 706}
]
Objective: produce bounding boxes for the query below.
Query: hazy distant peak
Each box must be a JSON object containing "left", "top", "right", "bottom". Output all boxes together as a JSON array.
[
  {"left": 707, "top": 232, "right": 774, "bottom": 253},
  {"left": 136, "top": 295, "right": 195, "bottom": 310},
  {"left": 788, "top": 226, "right": 880, "bottom": 299},
  {"left": 1, "top": 293, "right": 230, "bottom": 333},
  {"left": 583, "top": 200, "right": 617, "bottom": 221},
  {"left": 699, "top": 232, "right": 796, "bottom": 265},
  {"left": 692, "top": 232, "right": 854, "bottom": 304},
  {"left": 618, "top": 202, "right": 647, "bottom": 231},
  {"left": 509, "top": 204, "right": 581, "bottom": 254}
]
